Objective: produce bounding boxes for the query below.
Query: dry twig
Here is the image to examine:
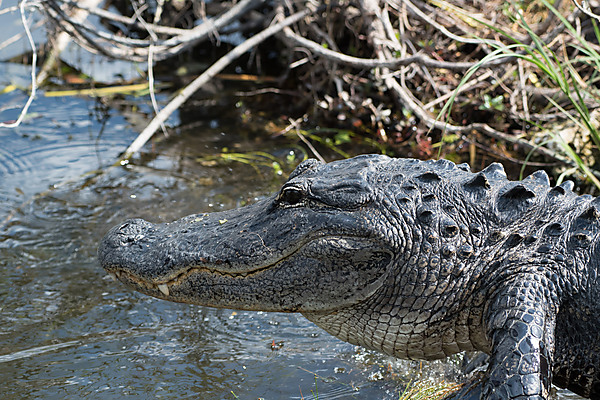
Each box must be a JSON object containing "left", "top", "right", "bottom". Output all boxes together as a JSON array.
[
  {"left": 122, "top": 5, "right": 317, "bottom": 159},
  {"left": 0, "top": 0, "right": 38, "bottom": 129}
]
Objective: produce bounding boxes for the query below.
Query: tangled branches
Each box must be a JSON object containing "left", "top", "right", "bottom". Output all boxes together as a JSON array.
[
  {"left": 41, "top": 0, "right": 268, "bottom": 61},
  {"left": 34, "top": 0, "right": 600, "bottom": 179}
]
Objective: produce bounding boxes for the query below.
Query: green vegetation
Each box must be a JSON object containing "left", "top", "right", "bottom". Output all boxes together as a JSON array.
[
  {"left": 197, "top": 150, "right": 301, "bottom": 177},
  {"left": 398, "top": 379, "right": 462, "bottom": 400},
  {"left": 440, "top": 0, "right": 600, "bottom": 187}
]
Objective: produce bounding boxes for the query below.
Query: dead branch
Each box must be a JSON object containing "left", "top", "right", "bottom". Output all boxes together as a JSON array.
[
  {"left": 0, "top": 0, "right": 38, "bottom": 129},
  {"left": 357, "top": 0, "right": 577, "bottom": 166},
  {"left": 41, "top": 0, "right": 265, "bottom": 61},
  {"left": 281, "top": 26, "right": 483, "bottom": 71},
  {"left": 122, "top": 4, "right": 317, "bottom": 159}
]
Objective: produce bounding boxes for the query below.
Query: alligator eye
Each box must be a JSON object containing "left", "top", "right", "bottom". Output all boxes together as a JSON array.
[{"left": 278, "top": 187, "right": 304, "bottom": 206}]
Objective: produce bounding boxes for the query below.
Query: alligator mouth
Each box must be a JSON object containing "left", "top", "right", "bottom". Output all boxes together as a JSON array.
[
  {"left": 104, "top": 234, "right": 365, "bottom": 298},
  {"left": 106, "top": 261, "right": 277, "bottom": 297}
]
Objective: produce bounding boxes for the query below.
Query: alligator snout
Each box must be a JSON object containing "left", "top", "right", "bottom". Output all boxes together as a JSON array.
[
  {"left": 111, "top": 218, "right": 155, "bottom": 246},
  {"left": 98, "top": 218, "right": 158, "bottom": 272}
]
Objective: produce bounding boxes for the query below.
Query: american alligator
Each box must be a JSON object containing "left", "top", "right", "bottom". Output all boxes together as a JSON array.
[{"left": 99, "top": 155, "right": 600, "bottom": 399}]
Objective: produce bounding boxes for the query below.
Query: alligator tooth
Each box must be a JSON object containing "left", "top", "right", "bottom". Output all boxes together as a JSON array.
[
  {"left": 108, "top": 273, "right": 117, "bottom": 281},
  {"left": 157, "top": 284, "right": 170, "bottom": 296}
]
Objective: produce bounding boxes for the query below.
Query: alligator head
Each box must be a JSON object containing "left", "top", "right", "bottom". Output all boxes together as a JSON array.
[{"left": 99, "top": 155, "right": 399, "bottom": 314}]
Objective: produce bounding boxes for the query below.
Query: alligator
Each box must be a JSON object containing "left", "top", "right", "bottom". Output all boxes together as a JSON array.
[{"left": 98, "top": 154, "right": 600, "bottom": 399}]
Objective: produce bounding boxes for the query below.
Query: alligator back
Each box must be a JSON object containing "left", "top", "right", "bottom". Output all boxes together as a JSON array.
[{"left": 305, "top": 156, "right": 600, "bottom": 398}]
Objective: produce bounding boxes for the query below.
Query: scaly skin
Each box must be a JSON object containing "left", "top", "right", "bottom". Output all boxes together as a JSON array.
[{"left": 99, "top": 155, "right": 600, "bottom": 399}]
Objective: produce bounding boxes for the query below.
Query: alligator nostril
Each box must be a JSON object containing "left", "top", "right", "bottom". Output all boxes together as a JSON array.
[
  {"left": 113, "top": 218, "right": 154, "bottom": 245},
  {"left": 99, "top": 218, "right": 156, "bottom": 268}
]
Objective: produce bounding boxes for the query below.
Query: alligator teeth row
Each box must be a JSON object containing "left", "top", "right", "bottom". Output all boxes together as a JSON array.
[{"left": 106, "top": 271, "right": 170, "bottom": 296}]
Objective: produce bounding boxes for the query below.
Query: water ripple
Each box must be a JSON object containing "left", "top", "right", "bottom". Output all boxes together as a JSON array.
[{"left": 0, "top": 145, "right": 32, "bottom": 175}]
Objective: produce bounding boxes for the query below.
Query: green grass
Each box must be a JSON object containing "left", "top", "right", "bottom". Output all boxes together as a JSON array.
[
  {"left": 398, "top": 379, "right": 462, "bottom": 400},
  {"left": 439, "top": 0, "right": 600, "bottom": 187},
  {"left": 196, "top": 149, "right": 305, "bottom": 176}
]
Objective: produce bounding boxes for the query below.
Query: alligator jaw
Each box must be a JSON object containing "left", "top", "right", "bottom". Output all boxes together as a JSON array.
[
  {"left": 102, "top": 255, "right": 287, "bottom": 305},
  {"left": 100, "top": 218, "right": 393, "bottom": 313},
  {"left": 105, "top": 267, "right": 181, "bottom": 299}
]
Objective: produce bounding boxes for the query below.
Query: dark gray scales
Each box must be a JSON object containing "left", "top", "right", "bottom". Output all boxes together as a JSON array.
[{"left": 99, "top": 155, "right": 600, "bottom": 399}]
